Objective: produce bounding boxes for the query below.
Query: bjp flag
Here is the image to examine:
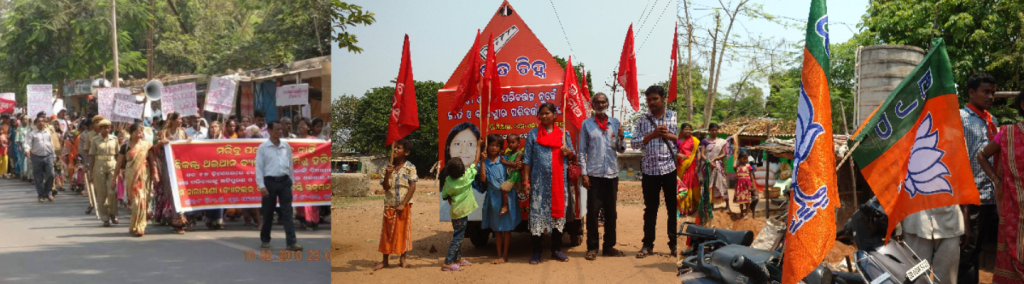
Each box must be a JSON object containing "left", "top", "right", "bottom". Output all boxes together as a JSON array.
[
  {"left": 851, "top": 38, "right": 980, "bottom": 241},
  {"left": 782, "top": 0, "right": 839, "bottom": 283}
]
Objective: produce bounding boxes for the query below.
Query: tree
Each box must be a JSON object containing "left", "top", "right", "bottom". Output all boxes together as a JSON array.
[
  {"left": 331, "top": 1, "right": 375, "bottom": 54},
  {"left": 331, "top": 94, "right": 359, "bottom": 155},
  {"left": 716, "top": 80, "right": 765, "bottom": 122},
  {"left": 552, "top": 55, "right": 593, "bottom": 98},
  {"left": 348, "top": 80, "right": 442, "bottom": 178},
  {"left": 860, "top": 0, "right": 1024, "bottom": 124}
]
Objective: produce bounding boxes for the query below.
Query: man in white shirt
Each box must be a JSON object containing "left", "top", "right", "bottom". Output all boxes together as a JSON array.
[
  {"left": 256, "top": 120, "right": 302, "bottom": 251},
  {"left": 24, "top": 117, "right": 56, "bottom": 203},
  {"left": 255, "top": 111, "right": 269, "bottom": 138},
  {"left": 184, "top": 116, "right": 207, "bottom": 139}
]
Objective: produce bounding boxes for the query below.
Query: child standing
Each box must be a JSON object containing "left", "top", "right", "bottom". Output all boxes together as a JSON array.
[
  {"left": 732, "top": 150, "right": 758, "bottom": 216},
  {"left": 374, "top": 139, "right": 418, "bottom": 271},
  {"left": 500, "top": 135, "right": 524, "bottom": 214},
  {"left": 481, "top": 134, "right": 520, "bottom": 264},
  {"left": 441, "top": 155, "right": 480, "bottom": 271}
]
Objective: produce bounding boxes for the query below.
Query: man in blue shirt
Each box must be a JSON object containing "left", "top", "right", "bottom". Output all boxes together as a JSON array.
[
  {"left": 630, "top": 85, "right": 679, "bottom": 258},
  {"left": 578, "top": 93, "right": 626, "bottom": 260},
  {"left": 958, "top": 73, "right": 998, "bottom": 284}
]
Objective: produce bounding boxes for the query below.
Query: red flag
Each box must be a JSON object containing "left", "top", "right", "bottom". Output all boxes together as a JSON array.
[
  {"left": 449, "top": 30, "right": 482, "bottom": 115},
  {"left": 580, "top": 66, "right": 591, "bottom": 102},
  {"left": 617, "top": 24, "right": 639, "bottom": 112},
  {"left": 386, "top": 35, "right": 419, "bottom": 146},
  {"left": 562, "top": 56, "right": 587, "bottom": 129},
  {"left": 668, "top": 23, "right": 678, "bottom": 104},
  {"left": 483, "top": 32, "right": 503, "bottom": 118}
]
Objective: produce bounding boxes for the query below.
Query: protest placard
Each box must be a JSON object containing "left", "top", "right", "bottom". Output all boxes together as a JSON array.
[
  {"left": 27, "top": 84, "right": 53, "bottom": 117},
  {"left": 166, "top": 139, "right": 331, "bottom": 212},
  {"left": 96, "top": 88, "right": 133, "bottom": 121},
  {"left": 114, "top": 99, "right": 144, "bottom": 121},
  {"left": 205, "top": 76, "right": 236, "bottom": 114},
  {"left": 162, "top": 83, "right": 198, "bottom": 117},
  {"left": 275, "top": 84, "right": 308, "bottom": 106},
  {"left": 0, "top": 93, "right": 14, "bottom": 113}
]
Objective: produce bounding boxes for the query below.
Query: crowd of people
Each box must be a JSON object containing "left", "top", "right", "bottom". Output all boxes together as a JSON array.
[
  {"left": 374, "top": 73, "right": 1020, "bottom": 284},
  {"left": 0, "top": 107, "right": 330, "bottom": 251}
]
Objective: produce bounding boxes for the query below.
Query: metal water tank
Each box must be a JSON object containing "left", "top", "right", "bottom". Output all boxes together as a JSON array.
[{"left": 856, "top": 45, "right": 925, "bottom": 128}]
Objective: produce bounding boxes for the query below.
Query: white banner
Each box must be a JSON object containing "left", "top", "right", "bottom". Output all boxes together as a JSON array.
[
  {"left": 114, "top": 99, "right": 144, "bottom": 121},
  {"left": 162, "top": 83, "right": 198, "bottom": 117},
  {"left": 205, "top": 76, "right": 237, "bottom": 114},
  {"left": 0, "top": 93, "right": 14, "bottom": 101},
  {"left": 276, "top": 84, "right": 308, "bottom": 106},
  {"left": 27, "top": 84, "right": 53, "bottom": 117},
  {"left": 96, "top": 88, "right": 133, "bottom": 122}
]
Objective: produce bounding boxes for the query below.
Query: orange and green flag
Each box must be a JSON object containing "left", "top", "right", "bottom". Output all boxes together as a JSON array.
[
  {"left": 782, "top": 0, "right": 839, "bottom": 283},
  {"left": 851, "top": 38, "right": 980, "bottom": 242}
]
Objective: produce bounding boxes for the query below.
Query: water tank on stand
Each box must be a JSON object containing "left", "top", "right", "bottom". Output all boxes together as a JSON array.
[{"left": 855, "top": 45, "right": 925, "bottom": 128}]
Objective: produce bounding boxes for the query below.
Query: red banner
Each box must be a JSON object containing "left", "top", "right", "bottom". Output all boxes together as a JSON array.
[
  {"left": 0, "top": 98, "right": 14, "bottom": 113},
  {"left": 165, "top": 139, "right": 332, "bottom": 212}
]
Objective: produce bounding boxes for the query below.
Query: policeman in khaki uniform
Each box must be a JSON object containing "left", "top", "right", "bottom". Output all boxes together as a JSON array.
[
  {"left": 80, "top": 115, "right": 102, "bottom": 215},
  {"left": 88, "top": 119, "right": 119, "bottom": 227}
]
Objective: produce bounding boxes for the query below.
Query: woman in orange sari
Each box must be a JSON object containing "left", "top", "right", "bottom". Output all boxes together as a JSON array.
[
  {"left": 117, "top": 122, "right": 158, "bottom": 237},
  {"left": 676, "top": 123, "right": 701, "bottom": 217},
  {"left": 979, "top": 91, "right": 1024, "bottom": 283}
]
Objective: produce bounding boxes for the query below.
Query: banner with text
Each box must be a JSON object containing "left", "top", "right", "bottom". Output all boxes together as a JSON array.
[
  {"left": 27, "top": 84, "right": 52, "bottom": 117},
  {"left": 276, "top": 84, "right": 308, "bottom": 106},
  {"left": 162, "top": 83, "right": 198, "bottom": 117},
  {"left": 97, "top": 88, "right": 133, "bottom": 122},
  {"left": 0, "top": 92, "right": 14, "bottom": 113},
  {"left": 165, "top": 139, "right": 332, "bottom": 212},
  {"left": 114, "top": 99, "right": 145, "bottom": 121},
  {"left": 205, "top": 76, "right": 237, "bottom": 114}
]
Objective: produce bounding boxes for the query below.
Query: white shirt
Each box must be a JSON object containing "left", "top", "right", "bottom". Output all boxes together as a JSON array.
[
  {"left": 255, "top": 139, "right": 293, "bottom": 189},
  {"left": 185, "top": 127, "right": 207, "bottom": 139},
  {"left": 24, "top": 128, "right": 54, "bottom": 157}
]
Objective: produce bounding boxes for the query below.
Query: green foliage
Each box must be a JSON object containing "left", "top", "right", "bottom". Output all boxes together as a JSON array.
[
  {"left": 347, "top": 81, "right": 442, "bottom": 177},
  {"left": 715, "top": 80, "right": 765, "bottom": 122},
  {"left": 859, "top": 0, "right": 1024, "bottom": 123},
  {"left": 331, "top": 1, "right": 376, "bottom": 54},
  {"left": 331, "top": 94, "right": 359, "bottom": 154},
  {"left": 551, "top": 55, "right": 593, "bottom": 99},
  {"left": 766, "top": 39, "right": 858, "bottom": 132}
]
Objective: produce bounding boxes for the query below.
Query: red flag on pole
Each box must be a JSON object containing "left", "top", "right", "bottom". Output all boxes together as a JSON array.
[
  {"left": 668, "top": 23, "right": 678, "bottom": 104},
  {"left": 580, "top": 66, "right": 591, "bottom": 102},
  {"left": 449, "top": 30, "right": 482, "bottom": 115},
  {"left": 618, "top": 24, "right": 639, "bottom": 112},
  {"left": 563, "top": 56, "right": 587, "bottom": 129},
  {"left": 386, "top": 34, "right": 419, "bottom": 146},
  {"left": 483, "top": 32, "right": 503, "bottom": 117}
]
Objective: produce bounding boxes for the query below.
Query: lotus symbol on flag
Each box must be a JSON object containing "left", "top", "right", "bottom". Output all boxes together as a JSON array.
[
  {"left": 899, "top": 113, "right": 953, "bottom": 198},
  {"left": 815, "top": 15, "right": 830, "bottom": 57},
  {"left": 788, "top": 84, "right": 829, "bottom": 234}
]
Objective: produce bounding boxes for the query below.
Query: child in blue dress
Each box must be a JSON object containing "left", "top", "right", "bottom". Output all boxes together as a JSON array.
[{"left": 480, "top": 134, "right": 520, "bottom": 264}]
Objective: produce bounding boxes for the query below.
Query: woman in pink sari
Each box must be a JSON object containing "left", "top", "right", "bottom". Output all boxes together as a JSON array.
[
  {"left": 978, "top": 91, "right": 1024, "bottom": 283},
  {"left": 701, "top": 123, "right": 730, "bottom": 208},
  {"left": 676, "top": 123, "right": 701, "bottom": 216}
]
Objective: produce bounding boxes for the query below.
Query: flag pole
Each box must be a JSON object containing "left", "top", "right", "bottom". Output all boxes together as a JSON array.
[{"left": 486, "top": 81, "right": 491, "bottom": 138}]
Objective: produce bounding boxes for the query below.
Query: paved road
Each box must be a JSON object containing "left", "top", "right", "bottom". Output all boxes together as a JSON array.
[{"left": 0, "top": 178, "right": 330, "bottom": 283}]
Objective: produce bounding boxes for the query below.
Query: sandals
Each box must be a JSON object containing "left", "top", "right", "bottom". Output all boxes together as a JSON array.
[
  {"left": 529, "top": 252, "right": 542, "bottom": 265},
  {"left": 636, "top": 247, "right": 653, "bottom": 259},
  {"left": 441, "top": 263, "right": 462, "bottom": 271},
  {"left": 551, "top": 251, "right": 569, "bottom": 262},
  {"left": 458, "top": 259, "right": 472, "bottom": 266},
  {"left": 586, "top": 250, "right": 598, "bottom": 261},
  {"left": 603, "top": 248, "right": 625, "bottom": 257}
]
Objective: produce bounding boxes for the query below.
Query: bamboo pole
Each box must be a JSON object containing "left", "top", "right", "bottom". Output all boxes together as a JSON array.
[
  {"left": 764, "top": 122, "right": 771, "bottom": 218},
  {"left": 839, "top": 101, "right": 857, "bottom": 208}
]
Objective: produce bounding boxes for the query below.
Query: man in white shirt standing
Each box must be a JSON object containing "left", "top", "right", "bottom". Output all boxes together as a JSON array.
[
  {"left": 256, "top": 120, "right": 302, "bottom": 251},
  {"left": 24, "top": 117, "right": 56, "bottom": 203}
]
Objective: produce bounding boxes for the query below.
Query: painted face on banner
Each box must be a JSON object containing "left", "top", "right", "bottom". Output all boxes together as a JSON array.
[{"left": 449, "top": 128, "right": 479, "bottom": 166}]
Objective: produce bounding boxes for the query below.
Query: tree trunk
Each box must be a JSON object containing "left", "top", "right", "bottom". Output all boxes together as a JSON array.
[
  {"left": 165, "top": 0, "right": 190, "bottom": 34},
  {"left": 701, "top": 15, "right": 720, "bottom": 128},
  {"left": 702, "top": 0, "right": 750, "bottom": 128}
]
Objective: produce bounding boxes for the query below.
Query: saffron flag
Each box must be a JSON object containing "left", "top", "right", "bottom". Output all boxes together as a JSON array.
[
  {"left": 617, "top": 24, "right": 639, "bottom": 112},
  {"left": 483, "top": 32, "right": 504, "bottom": 119},
  {"left": 562, "top": 56, "right": 587, "bottom": 129},
  {"left": 668, "top": 23, "right": 678, "bottom": 104},
  {"left": 449, "top": 30, "right": 482, "bottom": 115},
  {"left": 782, "top": 1, "right": 839, "bottom": 283},
  {"left": 386, "top": 34, "right": 419, "bottom": 146},
  {"left": 851, "top": 38, "right": 980, "bottom": 241}
]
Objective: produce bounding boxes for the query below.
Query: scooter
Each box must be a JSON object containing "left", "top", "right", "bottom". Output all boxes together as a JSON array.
[{"left": 836, "top": 197, "right": 937, "bottom": 284}]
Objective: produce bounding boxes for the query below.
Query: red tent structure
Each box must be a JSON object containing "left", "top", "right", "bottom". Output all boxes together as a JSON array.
[{"left": 437, "top": 0, "right": 585, "bottom": 248}]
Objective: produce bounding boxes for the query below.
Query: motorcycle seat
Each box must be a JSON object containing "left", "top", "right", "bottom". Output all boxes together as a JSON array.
[{"left": 684, "top": 224, "right": 754, "bottom": 246}]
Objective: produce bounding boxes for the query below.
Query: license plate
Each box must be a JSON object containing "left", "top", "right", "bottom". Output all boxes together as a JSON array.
[{"left": 906, "top": 259, "right": 930, "bottom": 281}]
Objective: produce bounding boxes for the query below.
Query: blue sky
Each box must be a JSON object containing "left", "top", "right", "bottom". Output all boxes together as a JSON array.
[{"left": 333, "top": 0, "right": 869, "bottom": 109}]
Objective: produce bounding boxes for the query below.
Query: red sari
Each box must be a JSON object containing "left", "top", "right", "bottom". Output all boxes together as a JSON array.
[{"left": 994, "top": 123, "right": 1024, "bottom": 283}]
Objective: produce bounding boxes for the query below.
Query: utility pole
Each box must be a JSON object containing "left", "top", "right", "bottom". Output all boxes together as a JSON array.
[
  {"left": 111, "top": 0, "right": 120, "bottom": 87},
  {"left": 147, "top": 0, "right": 154, "bottom": 79}
]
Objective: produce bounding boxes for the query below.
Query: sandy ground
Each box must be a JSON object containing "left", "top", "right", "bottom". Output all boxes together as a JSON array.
[{"left": 333, "top": 180, "right": 993, "bottom": 283}]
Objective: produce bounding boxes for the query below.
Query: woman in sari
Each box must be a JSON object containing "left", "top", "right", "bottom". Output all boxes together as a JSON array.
[
  {"left": 294, "top": 118, "right": 320, "bottom": 230},
  {"left": 117, "top": 122, "right": 157, "bottom": 237},
  {"left": 978, "top": 91, "right": 1024, "bottom": 283},
  {"left": 156, "top": 112, "right": 189, "bottom": 234},
  {"left": 676, "top": 123, "right": 701, "bottom": 216},
  {"left": 8, "top": 117, "right": 19, "bottom": 178},
  {"left": 18, "top": 115, "right": 32, "bottom": 181},
  {"left": 701, "top": 123, "right": 730, "bottom": 209}
]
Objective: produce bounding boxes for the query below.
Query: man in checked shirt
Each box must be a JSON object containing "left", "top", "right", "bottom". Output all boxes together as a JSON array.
[{"left": 630, "top": 85, "right": 679, "bottom": 258}]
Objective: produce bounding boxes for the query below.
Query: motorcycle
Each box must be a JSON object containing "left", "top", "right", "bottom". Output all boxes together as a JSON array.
[{"left": 835, "top": 197, "right": 937, "bottom": 284}]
